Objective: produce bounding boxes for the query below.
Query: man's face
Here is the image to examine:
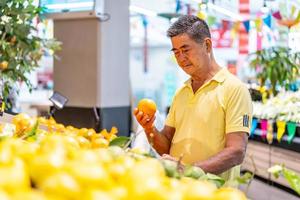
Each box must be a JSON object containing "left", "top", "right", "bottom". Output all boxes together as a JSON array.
[{"left": 171, "top": 33, "right": 210, "bottom": 76}]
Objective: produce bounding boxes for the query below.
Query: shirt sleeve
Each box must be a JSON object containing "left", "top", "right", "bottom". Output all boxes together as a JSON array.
[{"left": 225, "top": 83, "right": 253, "bottom": 134}]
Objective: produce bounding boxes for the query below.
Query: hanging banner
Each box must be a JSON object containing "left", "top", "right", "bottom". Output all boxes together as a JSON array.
[
  {"left": 243, "top": 20, "right": 250, "bottom": 32},
  {"left": 275, "top": 11, "right": 300, "bottom": 29},
  {"left": 260, "top": 119, "right": 268, "bottom": 139},
  {"left": 197, "top": 11, "right": 206, "bottom": 20},
  {"left": 287, "top": 122, "right": 297, "bottom": 144},
  {"left": 254, "top": 18, "right": 263, "bottom": 31},
  {"left": 267, "top": 120, "right": 274, "bottom": 144},
  {"left": 276, "top": 120, "right": 286, "bottom": 142},
  {"left": 291, "top": 5, "right": 296, "bottom": 18},
  {"left": 255, "top": 15, "right": 263, "bottom": 51},
  {"left": 176, "top": 0, "right": 181, "bottom": 13},
  {"left": 263, "top": 14, "right": 272, "bottom": 28},
  {"left": 277, "top": 18, "right": 300, "bottom": 29},
  {"left": 207, "top": 15, "right": 216, "bottom": 26},
  {"left": 230, "top": 22, "right": 240, "bottom": 39},
  {"left": 296, "top": 11, "right": 300, "bottom": 22},
  {"left": 250, "top": 118, "right": 258, "bottom": 137},
  {"left": 272, "top": 11, "right": 282, "bottom": 20}
]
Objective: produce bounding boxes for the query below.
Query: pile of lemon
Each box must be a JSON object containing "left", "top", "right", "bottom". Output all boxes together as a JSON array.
[
  {"left": 0, "top": 113, "right": 117, "bottom": 149},
  {"left": 0, "top": 113, "right": 247, "bottom": 200}
]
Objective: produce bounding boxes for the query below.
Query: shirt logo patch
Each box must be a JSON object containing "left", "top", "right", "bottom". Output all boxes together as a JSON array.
[{"left": 243, "top": 115, "right": 249, "bottom": 127}]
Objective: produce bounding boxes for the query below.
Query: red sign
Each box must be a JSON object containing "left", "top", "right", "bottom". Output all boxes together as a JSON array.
[
  {"left": 211, "top": 29, "right": 233, "bottom": 48},
  {"left": 239, "top": 0, "right": 249, "bottom": 55}
]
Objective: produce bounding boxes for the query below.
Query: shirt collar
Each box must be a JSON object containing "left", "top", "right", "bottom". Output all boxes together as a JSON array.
[
  {"left": 212, "top": 67, "right": 227, "bottom": 83},
  {"left": 184, "top": 68, "right": 227, "bottom": 87}
]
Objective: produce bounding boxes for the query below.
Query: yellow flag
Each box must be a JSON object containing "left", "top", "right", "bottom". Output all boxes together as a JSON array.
[
  {"left": 233, "top": 22, "right": 240, "bottom": 32},
  {"left": 296, "top": 11, "right": 300, "bottom": 22},
  {"left": 291, "top": 5, "right": 296, "bottom": 18},
  {"left": 254, "top": 18, "right": 262, "bottom": 31},
  {"left": 230, "top": 29, "right": 236, "bottom": 39},
  {"left": 197, "top": 11, "right": 206, "bottom": 20},
  {"left": 267, "top": 120, "right": 273, "bottom": 144},
  {"left": 276, "top": 121, "right": 286, "bottom": 142}
]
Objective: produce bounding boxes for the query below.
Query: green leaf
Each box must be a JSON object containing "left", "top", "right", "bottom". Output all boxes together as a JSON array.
[
  {"left": 200, "top": 173, "right": 225, "bottom": 188},
  {"left": 22, "top": 120, "right": 39, "bottom": 140},
  {"left": 282, "top": 168, "right": 300, "bottom": 195},
  {"left": 109, "top": 136, "right": 130, "bottom": 148},
  {"left": 0, "top": 0, "right": 61, "bottom": 106},
  {"left": 248, "top": 46, "right": 300, "bottom": 96},
  {"left": 161, "top": 159, "right": 181, "bottom": 179},
  {"left": 235, "top": 172, "right": 254, "bottom": 184},
  {"left": 183, "top": 165, "right": 205, "bottom": 179},
  {"left": 268, "top": 165, "right": 283, "bottom": 179}
]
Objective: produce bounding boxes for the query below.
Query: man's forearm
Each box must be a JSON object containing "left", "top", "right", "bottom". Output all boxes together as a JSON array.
[
  {"left": 193, "top": 147, "right": 245, "bottom": 175},
  {"left": 144, "top": 127, "right": 171, "bottom": 155}
]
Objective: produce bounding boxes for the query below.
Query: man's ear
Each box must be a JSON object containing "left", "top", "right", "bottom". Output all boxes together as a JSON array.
[{"left": 204, "top": 38, "right": 212, "bottom": 53}]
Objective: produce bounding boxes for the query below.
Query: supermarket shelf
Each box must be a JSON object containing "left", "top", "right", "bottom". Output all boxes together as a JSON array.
[
  {"left": 250, "top": 129, "right": 300, "bottom": 153},
  {"left": 242, "top": 140, "right": 300, "bottom": 193}
]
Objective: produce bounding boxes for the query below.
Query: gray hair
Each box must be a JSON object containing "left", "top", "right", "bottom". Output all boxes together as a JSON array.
[{"left": 167, "top": 15, "right": 211, "bottom": 43}]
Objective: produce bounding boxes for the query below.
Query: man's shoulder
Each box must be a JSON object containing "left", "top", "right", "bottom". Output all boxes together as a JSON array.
[
  {"left": 221, "top": 72, "right": 250, "bottom": 99},
  {"left": 223, "top": 72, "right": 247, "bottom": 89},
  {"left": 173, "top": 85, "right": 187, "bottom": 99}
]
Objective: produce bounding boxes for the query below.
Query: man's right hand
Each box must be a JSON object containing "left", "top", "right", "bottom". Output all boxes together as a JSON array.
[{"left": 133, "top": 108, "right": 156, "bottom": 131}]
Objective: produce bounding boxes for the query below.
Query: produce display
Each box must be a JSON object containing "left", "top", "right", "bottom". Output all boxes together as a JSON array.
[
  {"left": 0, "top": 113, "right": 247, "bottom": 200},
  {"left": 253, "top": 91, "right": 300, "bottom": 123}
]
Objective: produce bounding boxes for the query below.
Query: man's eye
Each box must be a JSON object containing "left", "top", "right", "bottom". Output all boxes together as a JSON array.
[{"left": 183, "top": 49, "right": 189, "bottom": 53}]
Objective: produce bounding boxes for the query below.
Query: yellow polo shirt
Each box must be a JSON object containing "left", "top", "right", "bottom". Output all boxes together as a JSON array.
[{"left": 165, "top": 68, "right": 252, "bottom": 184}]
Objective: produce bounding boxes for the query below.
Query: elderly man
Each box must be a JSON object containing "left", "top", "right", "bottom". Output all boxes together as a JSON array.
[{"left": 134, "top": 15, "right": 252, "bottom": 183}]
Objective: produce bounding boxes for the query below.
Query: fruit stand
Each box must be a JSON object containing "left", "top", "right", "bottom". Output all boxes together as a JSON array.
[{"left": 0, "top": 112, "right": 248, "bottom": 199}]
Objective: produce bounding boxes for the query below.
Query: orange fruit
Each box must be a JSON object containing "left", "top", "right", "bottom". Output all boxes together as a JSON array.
[
  {"left": 10, "top": 36, "right": 16, "bottom": 44},
  {"left": 0, "top": 61, "right": 8, "bottom": 70},
  {"left": 137, "top": 98, "right": 157, "bottom": 117}
]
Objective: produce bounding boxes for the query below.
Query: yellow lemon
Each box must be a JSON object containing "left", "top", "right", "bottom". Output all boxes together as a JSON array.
[
  {"left": 11, "top": 190, "right": 48, "bottom": 200},
  {"left": 92, "top": 138, "right": 109, "bottom": 149},
  {"left": 76, "top": 136, "right": 91, "bottom": 149},
  {"left": 40, "top": 172, "right": 81, "bottom": 199},
  {"left": 83, "top": 190, "right": 114, "bottom": 200},
  {"left": 0, "top": 190, "right": 10, "bottom": 200},
  {"left": 182, "top": 178, "right": 216, "bottom": 200},
  {"left": 213, "top": 187, "right": 247, "bottom": 200},
  {"left": 67, "top": 162, "right": 113, "bottom": 189},
  {"left": 0, "top": 158, "right": 31, "bottom": 193}
]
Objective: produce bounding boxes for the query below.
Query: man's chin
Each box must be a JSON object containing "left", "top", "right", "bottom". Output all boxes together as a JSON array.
[{"left": 183, "top": 69, "right": 196, "bottom": 76}]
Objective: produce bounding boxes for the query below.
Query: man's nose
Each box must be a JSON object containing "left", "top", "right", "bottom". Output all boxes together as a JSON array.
[{"left": 176, "top": 51, "right": 187, "bottom": 61}]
